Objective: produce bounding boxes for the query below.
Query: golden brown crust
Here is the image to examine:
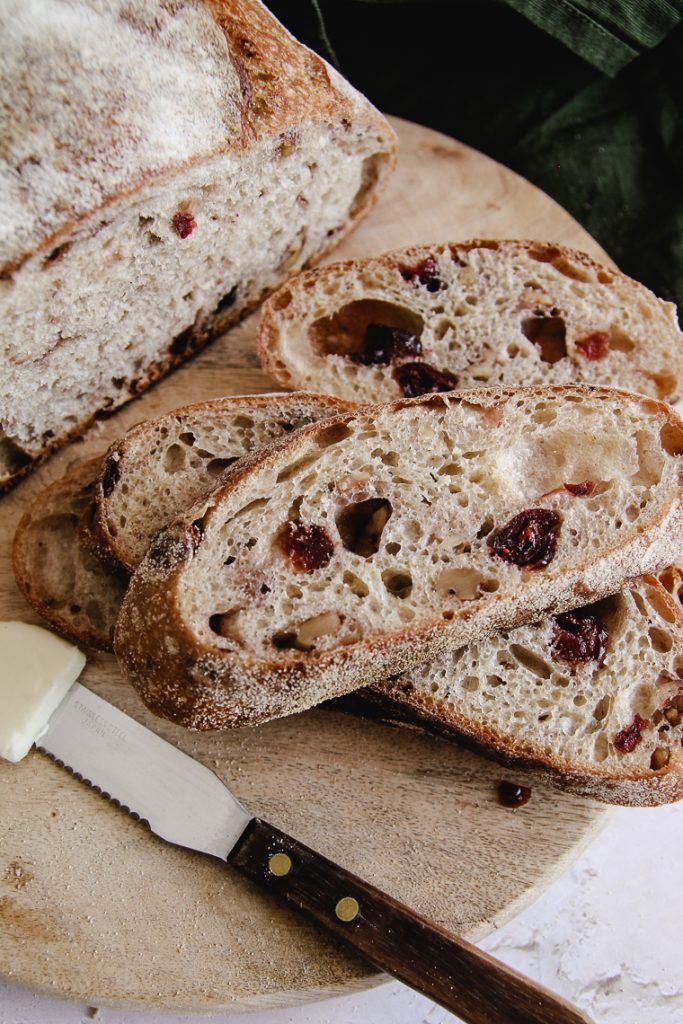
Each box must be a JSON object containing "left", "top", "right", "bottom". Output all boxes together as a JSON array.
[
  {"left": 0, "top": 0, "right": 396, "bottom": 276},
  {"left": 0, "top": 0, "right": 397, "bottom": 495},
  {"left": 114, "top": 384, "right": 683, "bottom": 732},
  {"left": 348, "top": 686, "right": 683, "bottom": 807}
]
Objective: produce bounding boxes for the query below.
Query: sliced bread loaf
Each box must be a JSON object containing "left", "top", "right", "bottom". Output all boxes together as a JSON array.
[
  {"left": 257, "top": 239, "right": 683, "bottom": 404},
  {"left": 12, "top": 458, "right": 127, "bottom": 651},
  {"left": 0, "top": 0, "right": 396, "bottom": 493},
  {"left": 86, "top": 392, "right": 353, "bottom": 573},
  {"left": 361, "top": 577, "right": 683, "bottom": 806},
  {"left": 114, "top": 385, "right": 683, "bottom": 730}
]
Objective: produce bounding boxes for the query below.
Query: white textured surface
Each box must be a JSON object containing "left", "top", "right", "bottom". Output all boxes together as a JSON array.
[{"left": 1, "top": 801, "right": 681, "bottom": 1023}]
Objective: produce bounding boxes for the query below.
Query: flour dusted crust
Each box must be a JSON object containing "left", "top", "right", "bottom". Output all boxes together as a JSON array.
[
  {"left": 87, "top": 392, "right": 354, "bottom": 573},
  {"left": 0, "top": 0, "right": 396, "bottom": 492},
  {"left": 362, "top": 576, "right": 683, "bottom": 807},
  {"left": 114, "top": 385, "right": 683, "bottom": 730},
  {"left": 258, "top": 239, "right": 683, "bottom": 403},
  {"left": 12, "top": 458, "right": 127, "bottom": 650}
]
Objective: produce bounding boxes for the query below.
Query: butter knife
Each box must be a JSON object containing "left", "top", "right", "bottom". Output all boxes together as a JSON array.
[{"left": 8, "top": 679, "right": 592, "bottom": 1024}]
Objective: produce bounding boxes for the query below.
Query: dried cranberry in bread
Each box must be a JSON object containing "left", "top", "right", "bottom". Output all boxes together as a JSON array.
[
  {"left": 87, "top": 392, "right": 353, "bottom": 574},
  {"left": 114, "top": 385, "right": 683, "bottom": 730},
  {"left": 257, "top": 240, "right": 683, "bottom": 403},
  {"left": 12, "top": 458, "right": 127, "bottom": 651},
  {"left": 0, "top": 0, "right": 396, "bottom": 493},
  {"left": 360, "top": 577, "right": 683, "bottom": 807}
]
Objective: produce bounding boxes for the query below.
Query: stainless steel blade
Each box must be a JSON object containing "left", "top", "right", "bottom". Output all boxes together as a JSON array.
[{"left": 36, "top": 682, "right": 251, "bottom": 859}]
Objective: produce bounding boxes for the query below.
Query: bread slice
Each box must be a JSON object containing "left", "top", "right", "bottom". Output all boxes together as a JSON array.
[
  {"left": 86, "top": 392, "right": 353, "bottom": 574},
  {"left": 258, "top": 239, "right": 683, "bottom": 404},
  {"left": 357, "top": 577, "right": 683, "bottom": 807},
  {"left": 12, "top": 458, "right": 127, "bottom": 651},
  {"left": 0, "top": 0, "right": 396, "bottom": 493},
  {"left": 114, "top": 385, "right": 683, "bottom": 730}
]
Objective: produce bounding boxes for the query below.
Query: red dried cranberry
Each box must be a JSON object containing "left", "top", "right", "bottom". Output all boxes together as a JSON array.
[
  {"left": 188, "top": 518, "right": 205, "bottom": 550},
  {"left": 172, "top": 211, "right": 197, "bottom": 239},
  {"left": 614, "top": 714, "right": 649, "bottom": 753},
  {"left": 278, "top": 520, "right": 334, "bottom": 573},
  {"left": 350, "top": 323, "right": 422, "bottom": 366},
  {"left": 497, "top": 781, "right": 532, "bottom": 807},
  {"left": 564, "top": 480, "right": 595, "bottom": 497},
  {"left": 491, "top": 508, "right": 561, "bottom": 570},
  {"left": 575, "top": 331, "right": 610, "bottom": 360},
  {"left": 551, "top": 609, "right": 608, "bottom": 666},
  {"left": 394, "top": 361, "right": 458, "bottom": 397},
  {"left": 400, "top": 257, "right": 443, "bottom": 292},
  {"left": 101, "top": 455, "right": 121, "bottom": 497}
]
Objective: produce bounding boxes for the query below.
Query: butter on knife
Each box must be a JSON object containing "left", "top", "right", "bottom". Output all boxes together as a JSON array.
[{"left": 0, "top": 621, "right": 85, "bottom": 762}]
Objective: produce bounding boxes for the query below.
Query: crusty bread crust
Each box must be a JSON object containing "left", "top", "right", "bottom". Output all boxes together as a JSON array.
[
  {"left": 0, "top": 0, "right": 396, "bottom": 494},
  {"left": 257, "top": 238, "right": 683, "bottom": 403},
  {"left": 114, "top": 384, "right": 683, "bottom": 731},
  {"left": 12, "top": 458, "right": 127, "bottom": 651},
  {"left": 358, "top": 576, "right": 683, "bottom": 807}
]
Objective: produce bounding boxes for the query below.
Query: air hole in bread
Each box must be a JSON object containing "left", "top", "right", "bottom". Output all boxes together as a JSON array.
[
  {"left": 648, "top": 371, "right": 677, "bottom": 399},
  {"left": 649, "top": 627, "right": 673, "bottom": 653},
  {"left": 372, "top": 448, "right": 399, "bottom": 466},
  {"left": 343, "top": 570, "right": 369, "bottom": 598},
  {"left": 349, "top": 152, "right": 390, "bottom": 219},
  {"left": 593, "top": 695, "right": 611, "bottom": 721},
  {"left": 163, "top": 443, "right": 185, "bottom": 474},
  {"left": 510, "top": 644, "right": 552, "bottom": 679},
  {"left": 179, "top": 431, "right": 196, "bottom": 446},
  {"left": 660, "top": 422, "right": 683, "bottom": 456},
  {"left": 309, "top": 299, "right": 424, "bottom": 359},
  {"left": 382, "top": 569, "right": 413, "bottom": 599},
  {"left": 317, "top": 422, "right": 353, "bottom": 447},
  {"left": 271, "top": 288, "right": 292, "bottom": 312},
  {"left": 207, "top": 457, "right": 239, "bottom": 478},
  {"left": 436, "top": 567, "right": 499, "bottom": 600},
  {"left": 521, "top": 316, "right": 567, "bottom": 364},
  {"left": 209, "top": 609, "right": 243, "bottom": 643},
  {"left": 608, "top": 326, "right": 635, "bottom": 353},
  {"left": 644, "top": 585, "right": 677, "bottom": 624},
  {"left": 276, "top": 450, "right": 324, "bottom": 482},
  {"left": 336, "top": 498, "right": 392, "bottom": 557}
]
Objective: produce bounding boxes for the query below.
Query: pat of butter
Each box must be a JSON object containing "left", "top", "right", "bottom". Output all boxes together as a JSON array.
[{"left": 0, "top": 622, "right": 86, "bottom": 763}]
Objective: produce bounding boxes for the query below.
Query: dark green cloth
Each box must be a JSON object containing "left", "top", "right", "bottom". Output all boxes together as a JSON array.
[{"left": 268, "top": 0, "right": 683, "bottom": 312}]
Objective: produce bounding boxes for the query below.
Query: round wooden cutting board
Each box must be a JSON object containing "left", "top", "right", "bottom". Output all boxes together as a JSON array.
[{"left": 0, "top": 118, "right": 611, "bottom": 1013}]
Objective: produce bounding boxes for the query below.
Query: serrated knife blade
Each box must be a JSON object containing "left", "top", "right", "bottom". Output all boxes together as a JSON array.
[
  {"left": 37, "top": 682, "right": 250, "bottom": 858},
  {"left": 31, "top": 681, "right": 590, "bottom": 1024}
]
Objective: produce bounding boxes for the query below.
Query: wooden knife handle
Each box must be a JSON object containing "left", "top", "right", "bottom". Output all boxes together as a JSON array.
[{"left": 228, "top": 818, "right": 592, "bottom": 1024}]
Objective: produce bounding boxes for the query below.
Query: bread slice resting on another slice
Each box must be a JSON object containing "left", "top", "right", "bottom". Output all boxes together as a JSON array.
[
  {"left": 114, "top": 385, "right": 683, "bottom": 731},
  {"left": 85, "top": 392, "right": 353, "bottom": 574},
  {"left": 358, "top": 576, "right": 683, "bottom": 806},
  {"left": 13, "top": 393, "right": 350, "bottom": 648},
  {"left": 257, "top": 239, "right": 683, "bottom": 404}
]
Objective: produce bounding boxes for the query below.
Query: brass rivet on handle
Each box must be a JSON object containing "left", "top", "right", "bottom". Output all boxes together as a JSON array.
[
  {"left": 268, "top": 852, "right": 292, "bottom": 877},
  {"left": 335, "top": 896, "right": 360, "bottom": 922}
]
